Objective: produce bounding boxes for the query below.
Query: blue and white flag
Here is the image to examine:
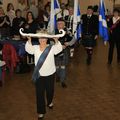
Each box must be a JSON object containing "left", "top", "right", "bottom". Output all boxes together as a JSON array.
[
  {"left": 99, "top": 0, "right": 109, "bottom": 41},
  {"left": 73, "top": 0, "right": 81, "bottom": 40},
  {"left": 48, "top": 0, "right": 60, "bottom": 34}
]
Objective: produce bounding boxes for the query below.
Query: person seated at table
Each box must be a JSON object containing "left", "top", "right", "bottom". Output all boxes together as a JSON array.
[
  {"left": 12, "top": 9, "right": 26, "bottom": 38},
  {"left": 6, "top": 3, "right": 16, "bottom": 27},
  {"left": 24, "top": 11, "right": 39, "bottom": 37},
  {"left": 24, "top": 11, "right": 39, "bottom": 64},
  {"left": 0, "top": 7, "right": 10, "bottom": 38}
]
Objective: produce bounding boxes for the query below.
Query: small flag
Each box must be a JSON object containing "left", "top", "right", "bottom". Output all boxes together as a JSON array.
[{"left": 99, "top": 0, "right": 109, "bottom": 41}]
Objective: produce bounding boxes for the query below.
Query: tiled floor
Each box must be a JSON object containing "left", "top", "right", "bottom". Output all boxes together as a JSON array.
[{"left": 0, "top": 41, "right": 120, "bottom": 120}]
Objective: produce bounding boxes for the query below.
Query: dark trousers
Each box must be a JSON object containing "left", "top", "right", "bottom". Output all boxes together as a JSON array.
[
  {"left": 35, "top": 73, "right": 55, "bottom": 114},
  {"left": 108, "top": 40, "right": 120, "bottom": 63}
]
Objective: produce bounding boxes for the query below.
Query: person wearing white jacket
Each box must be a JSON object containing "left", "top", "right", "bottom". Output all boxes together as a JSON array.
[{"left": 25, "top": 36, "right": 62, "bottom": 119}]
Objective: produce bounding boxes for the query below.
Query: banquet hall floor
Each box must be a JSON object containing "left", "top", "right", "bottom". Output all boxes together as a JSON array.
[{"left": 0, "top": 40, "right": 120, "bottom": 120}]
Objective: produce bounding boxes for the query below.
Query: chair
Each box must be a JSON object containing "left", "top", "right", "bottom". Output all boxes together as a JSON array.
[
  {"left": 2, "top": 43, "right": 19, "bottom": 76},
  {"left": 0, "top": 61, "right": 6, "bottom": 87}
]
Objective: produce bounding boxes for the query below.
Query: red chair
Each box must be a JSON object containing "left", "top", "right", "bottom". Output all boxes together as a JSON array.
[{"left": 2, "top": 43, "right": 19, "bottom": 76}]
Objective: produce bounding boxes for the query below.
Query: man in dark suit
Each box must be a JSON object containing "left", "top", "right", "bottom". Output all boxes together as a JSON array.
[
  {"left": 81, "top": 6, "right": 98, "bottom": 65},
  {"left": 107, "top": 9, "right": 120, "bottom": 65}
]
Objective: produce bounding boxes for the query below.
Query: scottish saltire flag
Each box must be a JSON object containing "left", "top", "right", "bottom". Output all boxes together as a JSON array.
[
  {"left": 73, "top": 0, "right": 81, "bottom": 40},
  {"left": 48, "top": 0, "right": 60, "bottom": 34},
  {"left": 99, "top": 0, "right": 109, "bottom": 41}
]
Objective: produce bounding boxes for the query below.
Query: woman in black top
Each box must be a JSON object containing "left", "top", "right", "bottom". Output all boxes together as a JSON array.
[
  {"left": 24, "top": 11, "right": 38, "bottom": 35},
  {"left": 12, "top": 9, "right": 26, "bottom": 37},
  {"left": 0, "top": 7, "right": 10, "bottom": 38},
  {"left": 24, "top": 11, "right": 39, "bottom": 64}
]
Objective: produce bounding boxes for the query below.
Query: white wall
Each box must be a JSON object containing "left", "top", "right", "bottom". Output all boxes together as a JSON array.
[
  {"left": 79, "top": 0, "right": 90, "bottom": 14},
  {"left": 89, "top": 0, "right": 114, "bottom": 14}
]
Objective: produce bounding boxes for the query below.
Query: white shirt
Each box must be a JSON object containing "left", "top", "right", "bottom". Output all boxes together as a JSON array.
[
  {"left": 25, "top": 41, "right": 62, "bottom": 76},
  {"left": 113, "top": 16, "right": 120, "bottom": 24},
  {"left": 57, "top": 9, "right": 69, "bottom": 19}
]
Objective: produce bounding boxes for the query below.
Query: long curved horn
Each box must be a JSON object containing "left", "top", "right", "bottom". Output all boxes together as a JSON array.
[{"left": 19, "top": 28, "right": 65, "bottom": 38}]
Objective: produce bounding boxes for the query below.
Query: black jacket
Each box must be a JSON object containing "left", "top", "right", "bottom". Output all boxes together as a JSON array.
[
  {"left": 81, "top": 14, "right": 98, "bottom": 36},
  {"left": 107, "top": 17, "right": 120, "bottom": 41}
]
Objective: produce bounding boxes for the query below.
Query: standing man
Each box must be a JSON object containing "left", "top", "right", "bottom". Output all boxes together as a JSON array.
[
  {"left": 65, "top": 7, "right": 75, "bottom": 58},
  {"left": 81, "top": 6, "right": 98, "bottom": 65},
  {"left": 107, "top": 9, "right": 120, "bottom": 65},
  {"left": 55, "top": 18, "right": 71, "bottom": 88}
]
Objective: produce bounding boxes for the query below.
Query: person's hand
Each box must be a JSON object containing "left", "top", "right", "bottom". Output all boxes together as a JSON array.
[
  {"left": 27, "top": 36, "right": 32, "bottom": 43},
  {"left": 62, "top": 45, "right": 66, "bottom": 49},
  {"left": 107, "top": 18, "right": 110, "bottom": 22},
  {"left": 27, "top": 36, "right": 31, "bottom": 40},
  {"left": 53, "top": 37, "right": 58, "bottom": 43},
  {"left": 25, "top": 25, "right": 29, "bottom": 29},
  {"left": 19, "top": 21, "right": 24, "bottom": 26},
  {"left": 94, "top": 35, "right": 98, "bottom": 40},
  {"left": 4, "top": 17, "right": 6, "bottom": 23},
  {"left": 64, "top": 42, "right": 69, "bottom": 46},
  {"left": 104, "top": 41, "right": 107, "bottom": 46}
]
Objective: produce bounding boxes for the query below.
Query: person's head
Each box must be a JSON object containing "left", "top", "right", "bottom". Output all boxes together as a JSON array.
[
  {"left": 38, "top": 30, "right": 48, "bottom": 45},
  {"left": 38, "top": 38, "right": 48, "bottom": 46},
  {"left": 15, "top": 9, "right": 22, "bottom": 17},
  {"left": 0, "top": 7, "right": 5, "bottom": 16},
  {"left": 87, "top": 6, "right": 93, "bottom": 15},
  {"left": 61, "top": 3, "right": 65, "bottom": 10},
  {"left": 65, "top": 3, "right": 69, "bottom": 10},
  {"left": 113, "top": 8, "right": 120, "bottom": 17},
  {"left": 7, "top": 3, "right": 14, "bottom": 12},
  {"left": 68, "top": 7, "right": 74, "bottom": 16},
  {"left": 26, "top": 11, "right": 34, "bottom": 21},
  {"left": 19, "top": 0, "right": 25, "bottom": 4},
  {"left": 31, "top": 0, "right": 36, "bottom": 5},
  {"left": 57, "top": 18, "right": 65, "bottom": 30},
  {"left": 45, "top": 4, "right": 50, "bottom": 12}
]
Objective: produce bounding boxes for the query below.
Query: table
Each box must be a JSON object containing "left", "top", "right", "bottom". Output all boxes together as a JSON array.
[{"left": 0, "top": 38, "right": 26, "bottom": 57}]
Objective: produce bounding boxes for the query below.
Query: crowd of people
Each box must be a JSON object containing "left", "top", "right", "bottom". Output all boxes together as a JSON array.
[{"left": 0, "top": 1, "right": 120, "bottom": 120}]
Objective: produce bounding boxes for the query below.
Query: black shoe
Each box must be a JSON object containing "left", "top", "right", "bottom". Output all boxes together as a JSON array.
[
  {"left": 107, "top": 61, "right": 111, "bottom": 65},
  {"left": 55, "top": 75, "right": 60, "bottom": 82},
  {"left": 86, "top": 58, "right": 91, "bottom": 65},
  {"left": 61, "top": 82, "right": 67, "bottom": 88}
]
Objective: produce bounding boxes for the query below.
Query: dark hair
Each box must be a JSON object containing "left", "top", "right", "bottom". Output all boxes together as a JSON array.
[
  {"left": 26, "top": 11, "right": 34, "bottom": 21},
  {"left": 113, "top": 8, "right": 120, "bottom": 13},
  {"left": 57, "top": 18, "right": 65, "bottom": 22},
  {"left": 93, "top": 5, "right": 98, "bottom": 12},
  {"left": 87, "top": 5, "right": 93, "bottom": 10},
  {"left": 15, "top": 9, "right": 21, "bottom": 16},
  {"left": 7, "top": 3, "right": 14, "bottom": 12},
  {"left": 44, "top": 4, "right": 50, "bottom": 11}
]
